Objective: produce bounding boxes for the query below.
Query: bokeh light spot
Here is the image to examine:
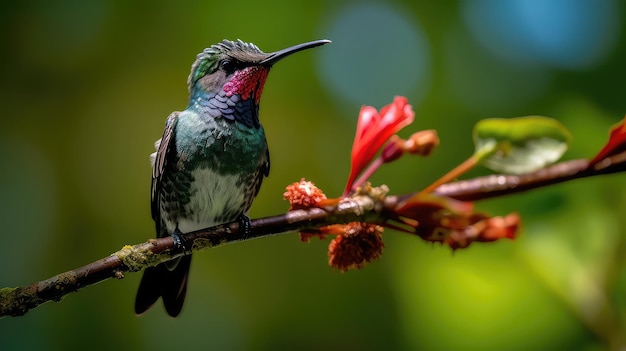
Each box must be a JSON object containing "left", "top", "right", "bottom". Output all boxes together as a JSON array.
[
  {"left": 316, "top": 3, "right": 431, "bottom": 110},
  {"left": 462, "top": 0, "right": 620, "bottom": 69}
]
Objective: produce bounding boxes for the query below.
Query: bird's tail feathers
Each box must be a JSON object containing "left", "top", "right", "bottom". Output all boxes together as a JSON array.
[{"left": 134, "top": 255, "right": 192, "bottom": 317}]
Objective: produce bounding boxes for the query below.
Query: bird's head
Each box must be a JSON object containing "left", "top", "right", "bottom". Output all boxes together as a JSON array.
[{"left": 188, "top": 39, "right": 330, "bottom": 104}]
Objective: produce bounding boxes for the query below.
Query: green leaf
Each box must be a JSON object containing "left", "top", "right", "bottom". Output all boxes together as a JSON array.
[{"left": 473, "top": 116, "right": 572, "bottom": 174}]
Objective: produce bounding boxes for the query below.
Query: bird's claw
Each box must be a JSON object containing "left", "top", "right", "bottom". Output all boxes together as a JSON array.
[
  {"left": 171, "top": 228, "right": 192, "bottom": 255},
  {"left": 238, "top": 214, "right": 251, "bottom": 239}
]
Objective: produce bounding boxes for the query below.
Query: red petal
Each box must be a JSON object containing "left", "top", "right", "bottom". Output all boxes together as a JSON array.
[
  {"left": 589, "top": 115, "right": 626, "bottom": 167},
  {"left": 345, "top": 96, "right": 415, "bottom": 194},
  {"left": 354, "top": 106, "right": 379, "bottom": 141}
]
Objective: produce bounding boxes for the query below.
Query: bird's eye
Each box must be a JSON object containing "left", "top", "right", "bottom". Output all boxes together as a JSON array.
[{"left": 220, "top": 59, "right": 236, "bottom": 73}]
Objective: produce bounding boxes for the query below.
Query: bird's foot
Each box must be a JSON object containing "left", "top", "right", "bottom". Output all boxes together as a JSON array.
[
  {"left": 237, "top": 214, "right": 251, "bottom": 239},
  {"left": 171, "top": 228, "right": 192, "bottom": 255}
]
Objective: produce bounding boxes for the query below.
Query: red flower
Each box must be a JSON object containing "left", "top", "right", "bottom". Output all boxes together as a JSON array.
[
  {"left": 283, "top": 178, "right": 327, "bottom": 210},
  {"left": 589, "top": 115, "right": 626, "bottom": 167},
  {"left": 392, "top": 193, "right": 520, "bottom": 250},
  {"left": 345, "top": 96, "right": 415, "bottom": 195},
  {"left": 283, "top": 179, "right": 332, "bottom": 242},
  {"left": 327, "top": 222, "right": 384, "bottom": 272}
]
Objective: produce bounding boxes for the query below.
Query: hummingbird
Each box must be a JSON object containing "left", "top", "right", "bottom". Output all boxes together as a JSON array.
[{"left": 134, "top": 38, "right": 330, "bottom": 317}]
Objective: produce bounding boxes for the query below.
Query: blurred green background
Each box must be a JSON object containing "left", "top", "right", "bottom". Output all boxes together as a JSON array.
[{"left": 1, "top": 0, "right": 625, "bottom": 350}]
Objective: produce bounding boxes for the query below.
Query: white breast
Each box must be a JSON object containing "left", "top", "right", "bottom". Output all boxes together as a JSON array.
[{"left": 164, "top": 168, "right": 246, "bottom": 234}]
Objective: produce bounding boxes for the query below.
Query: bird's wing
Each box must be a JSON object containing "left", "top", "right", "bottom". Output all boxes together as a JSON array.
[
  {"left": 150, "top": 111, "right": 179, "bottom": 228},
  {"left": 262, "top": 146, "right": 270, "bottom": 177}
]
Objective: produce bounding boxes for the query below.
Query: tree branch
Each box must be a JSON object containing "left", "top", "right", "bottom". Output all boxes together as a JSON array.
[
  {"left": 2, "top": 152, "right": 625, "bottom": 318},
  {"left": 434, "top": 152, "right": 626, "bottom": 201}
]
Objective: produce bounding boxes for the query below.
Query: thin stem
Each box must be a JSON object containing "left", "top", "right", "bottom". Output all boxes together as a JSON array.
[
  {"left": 422, "top": 154, "right": 479, "bottom": 194},
  {"left": 350, "top": 157, "right": 384, "bottom": 194}
]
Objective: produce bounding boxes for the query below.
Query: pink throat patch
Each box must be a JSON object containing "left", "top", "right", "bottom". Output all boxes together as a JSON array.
[{"left": 222, "top": 66, "right": 269, "bottom": 103}]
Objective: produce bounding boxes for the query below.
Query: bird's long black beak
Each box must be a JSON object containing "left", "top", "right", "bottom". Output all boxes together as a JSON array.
[{"left": 260, "top": 39, "right": 331, "bottom": 66}]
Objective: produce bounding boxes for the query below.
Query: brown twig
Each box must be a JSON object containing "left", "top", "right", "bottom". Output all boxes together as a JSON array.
[
  {"left": 434, "top": 151, "right": 626, "bottom": 201},
  {"left": 1, "top": 152, "right": 625, "bottom": 318}
]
